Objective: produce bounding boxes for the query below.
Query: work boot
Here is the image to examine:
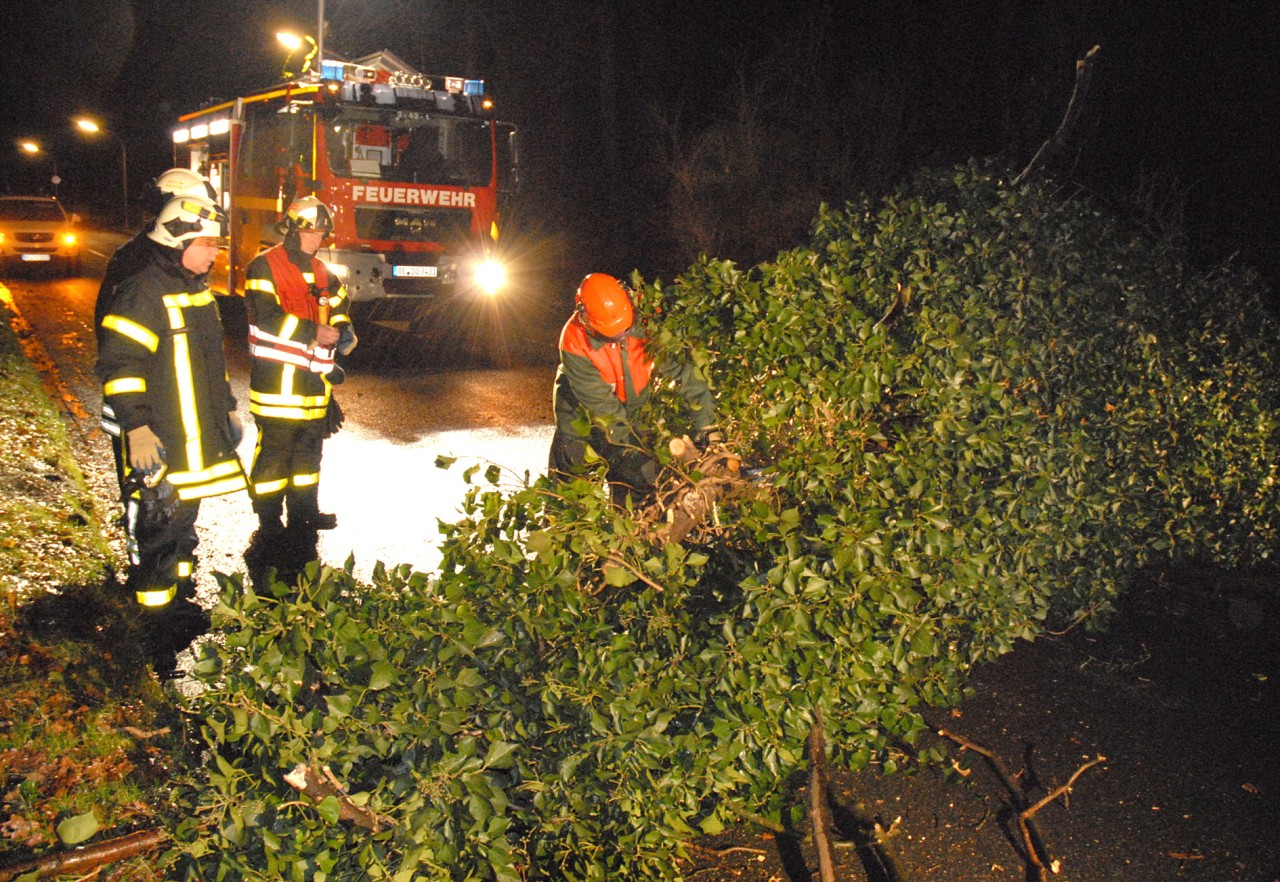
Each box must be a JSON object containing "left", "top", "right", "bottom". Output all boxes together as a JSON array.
[
  {"left": 287, "top": 486, "right": 336, "bottom": 531},
  {"left": 291, "top": 511, "right": 337, "bottom": 531},
  {"left": 257, "top": 516, "right": 287, "bottom": 537},
  {"left": 145, "top": 598, "right": 209, "bottom": 681}
]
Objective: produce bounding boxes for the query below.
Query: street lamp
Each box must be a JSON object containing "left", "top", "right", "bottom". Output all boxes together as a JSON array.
[
  {"left": 277, "top": 0, "right": 326, "bottom": 80},
  {"left": 16, "top": 139, "right": 60, "bottom": 196},
  {"left": 277, "top": 30, "right": 319, "bottom": 79},
  {"left": 74, "top": 117, "right": 129, "bottom": 228}
]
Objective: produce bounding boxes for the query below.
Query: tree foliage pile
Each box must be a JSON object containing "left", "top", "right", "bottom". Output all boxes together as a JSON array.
[{"left": 170, "top": 161, "right": 1280, "bottom": 880}]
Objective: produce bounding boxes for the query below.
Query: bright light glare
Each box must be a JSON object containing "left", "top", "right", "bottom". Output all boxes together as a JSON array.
[
  {"left": 61, "top": 233, "right": 77, "bottom": 246},
  {"left": 75, "top": 118, "right": 101, "bottom": 134},
  {"left": 276, "top": 31, "right": 303, "bottom": 51},
  {"left": 474, "top": 258, "right": 507, "bottom": 296},
  {"left": 20, "top": 141, "right": 39, "bottom": 154}
]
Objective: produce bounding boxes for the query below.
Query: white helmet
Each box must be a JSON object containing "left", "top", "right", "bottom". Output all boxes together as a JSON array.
[
  {"left": 154, "top": 168, "right": 216, "bottom": 201},
  {"left": 147, "top": 194, "right": 227, "bottom": 249},
  {"left": 279, "top": 195, "right": 335, "bottom": 234}
]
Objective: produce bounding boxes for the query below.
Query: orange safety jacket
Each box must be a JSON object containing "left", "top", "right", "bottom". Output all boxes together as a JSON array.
[
  {"left": 245, "top": 245, "right": 351, "bottom": 421},
  {"left": 552, "top": 314, "right": 716, "bottom": 446},
  {"left": 561, "top": 314, "right": 654, "bottom": 403}
]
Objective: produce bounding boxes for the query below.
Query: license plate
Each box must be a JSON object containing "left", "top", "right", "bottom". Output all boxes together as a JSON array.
[
  {"left": 22, "top": 254, "right": 51, "bottom": 262},
  {"left": 392, "top": 265, "right": 437, "bottom": 278}
]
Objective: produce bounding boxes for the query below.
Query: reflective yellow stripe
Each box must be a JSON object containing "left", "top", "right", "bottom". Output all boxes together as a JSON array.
[
  {"left": 162, "top": 290, "right": 216, "bottom": 308},
  {"left": 280, "top": 314, "right": 300, "bottom": 339},
  {"left": 168, "top": 312, "right": 204, "bottom": 470},
  {"left": 250, "top": 390, "right": 330, "bottom": 407},
  {"left": 137, "top": 585, "right": 177, "bottom": 607},
  {"left": 176, "top": 474, "right": 248, "bottom": 500},
  {"left": 250, "top": 404, "right": 329, "bottom": 420},
  {"left": 293, "top": 472, "right": 319, "bottom": 487},
  {"left": 246, "top": 277, "right": 276, "bottom": 294},
  {"left": 177, "top": 561, "right": 192, "bottom": 579},
  {"left": 168, "top": 458, "right": 245, "bottom": 486},
  {"left": 102, "top": 315, "right": 159, "bottom": 352},
  {"left": 104, "top": 377, "right": 147, "bottom": 395},
  {"left": 254, "top": 478, "right": 290, "bottom": 494}
]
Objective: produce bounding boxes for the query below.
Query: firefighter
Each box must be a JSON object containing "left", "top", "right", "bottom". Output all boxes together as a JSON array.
[
  {"left": 245, "top": 196, "right": 357, "bottom": 537},
  {"left": 96, "top": 168, "right": 219, "bottom": 498},
  {"left": 549, "top": 272, "right": 720, "bottom": 503},
  {"left": 95, "top": 193, "right": 248, "bottom": 678}
]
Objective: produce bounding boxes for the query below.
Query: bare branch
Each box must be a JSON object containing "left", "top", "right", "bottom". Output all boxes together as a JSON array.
[
  {"left": 0, "top": 828, "right": 167, "bottom": 882},
  {"left": 1013, "top": 45, "right": 1101, "bottom": 187}
]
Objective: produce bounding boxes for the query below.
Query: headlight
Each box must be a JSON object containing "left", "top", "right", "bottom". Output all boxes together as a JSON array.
[
  {"left": 473, "top": 258, "right": 506, "bottom": 296},
  {"left": 61, "top": 232, "right": 77, "bottom": 247}
]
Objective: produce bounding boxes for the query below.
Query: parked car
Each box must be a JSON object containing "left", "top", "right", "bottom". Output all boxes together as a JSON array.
[{"left": 0, "top": 196, "right": 81, "bottom": 275}]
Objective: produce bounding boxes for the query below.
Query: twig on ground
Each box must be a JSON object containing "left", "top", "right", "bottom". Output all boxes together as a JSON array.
[
  {"left": 0, "top": 828, "right": 167, "bottom": 882},
  {"left": 938, "top": 727, "right": 1104, "bottom": 881}
]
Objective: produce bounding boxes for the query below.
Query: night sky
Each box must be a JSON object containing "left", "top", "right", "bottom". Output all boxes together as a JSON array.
[{"left": 2, "top": 1, "right": 1277, "bottom": 291}]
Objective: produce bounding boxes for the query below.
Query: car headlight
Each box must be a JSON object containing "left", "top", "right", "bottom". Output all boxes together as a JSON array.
[
  {"left": 61, "top": 232, "right": 77, "bottom": 247},
  {"left": 473, "top": 258, "right": 506, "bottom": 296}
]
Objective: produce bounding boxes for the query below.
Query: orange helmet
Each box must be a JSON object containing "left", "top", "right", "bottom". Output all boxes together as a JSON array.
[{"left": 575, "top": 273, "right": 634, "bottom": 338}]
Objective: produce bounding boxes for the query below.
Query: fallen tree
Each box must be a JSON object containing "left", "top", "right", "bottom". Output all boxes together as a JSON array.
[{"left": 169, "top": 161, "right": 1280, "bottom": 880}]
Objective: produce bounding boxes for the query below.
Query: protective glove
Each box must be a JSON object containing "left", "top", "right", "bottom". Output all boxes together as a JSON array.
[
  {"left": 337, "top": 324, "right": 358, "bottom": 356},
  {"left": 694, "top": 425, "right": 725, "bottom": 447},
  {"left": 127, "top": 425, "right": 166, "bottom": 473},
  {"left": 328, "top": 364, "right": 346, "bottom": 386},
  {"left": 227, "top": 411, "right": 244, "bottom": 447}
]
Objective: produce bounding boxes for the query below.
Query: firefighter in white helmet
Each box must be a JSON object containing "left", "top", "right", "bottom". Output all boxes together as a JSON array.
[
  {"left": 95, "top": 193, "right": 248, "bottom": 678},
  {"left": 245, "top": 195, "right": 357, "bottom": 538},
  {"left": 96, "top": 168, "right": 219, "bottom": 499}
]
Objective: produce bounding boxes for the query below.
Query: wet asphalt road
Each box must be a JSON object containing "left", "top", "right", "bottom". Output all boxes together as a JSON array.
[{"left": 3, "top": 229, "right": 559, "bottom": 594}]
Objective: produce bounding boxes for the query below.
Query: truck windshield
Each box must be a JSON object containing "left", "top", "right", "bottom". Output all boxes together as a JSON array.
[{"left": 325, "top": 112, "right": 493, "bottom": 187}]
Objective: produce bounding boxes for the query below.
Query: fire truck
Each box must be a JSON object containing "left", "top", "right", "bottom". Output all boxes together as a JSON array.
[{"left": 171, "top": 50, "right": 518, "bottom": 329}]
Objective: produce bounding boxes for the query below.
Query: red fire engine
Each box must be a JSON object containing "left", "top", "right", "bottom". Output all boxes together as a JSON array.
[{"left": 171, "top": 50, "right": 518, "bottom": 327}]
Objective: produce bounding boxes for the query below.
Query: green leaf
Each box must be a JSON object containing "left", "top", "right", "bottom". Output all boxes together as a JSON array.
[
  {"left": 316, "top": 795, "right": 342, "bottom": 824},
  {"left": 603, "top": 563, "right": 637, "bottom": 587},
  {"left": 483, "top": 740, "right": 519, "bottom": 769},
  {"left": 368, "top": 661, "right": 399, "bottom": 690},
  {"left": 56, "top": 809, "right": 99, "bottom": 845},
  {"left": 434, "top": 454, "right": 457, "bottom": 469},
  {"left": 326, "top": 694, "right": 355, "bottom": 719}
]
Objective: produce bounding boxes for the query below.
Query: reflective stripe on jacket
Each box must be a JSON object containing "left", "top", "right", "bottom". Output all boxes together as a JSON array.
[
  {"left": 96, "top": 251, "right": 246, "bottom": 502},
  {"left": 245, "top": 245, "right": 350, "bottom": 421}
]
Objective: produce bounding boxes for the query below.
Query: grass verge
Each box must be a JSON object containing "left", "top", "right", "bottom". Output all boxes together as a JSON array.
[{"left": 1, "top": 291, "right": 176, "bottom": 879}]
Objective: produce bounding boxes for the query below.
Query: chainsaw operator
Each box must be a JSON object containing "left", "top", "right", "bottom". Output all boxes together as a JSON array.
[{"left": 549, "top": 272, "right": 721, "bottom": 503}]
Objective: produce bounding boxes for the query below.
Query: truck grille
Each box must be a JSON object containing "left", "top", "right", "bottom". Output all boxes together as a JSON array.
[{"left": 354, "top": 206, "right": 471, "bottom": 243}]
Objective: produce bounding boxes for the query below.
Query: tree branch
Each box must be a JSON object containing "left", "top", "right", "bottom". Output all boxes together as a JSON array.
[
  {"left": 807, "top": 708, "right": 837, "bottom": 882},
  {"left": 283, "top": 763, "right": 386, "bottom": 832},
  {"left": 1013, "top": 45, "right": 1101, "bottom": 187},
  {"left": 0, "top": 828, "right": 168, "bottom": 882}
]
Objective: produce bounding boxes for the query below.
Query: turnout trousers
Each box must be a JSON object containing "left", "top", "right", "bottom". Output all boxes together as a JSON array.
[{"left": 250, "top": 417, "right": 328, "bottom": 526}]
